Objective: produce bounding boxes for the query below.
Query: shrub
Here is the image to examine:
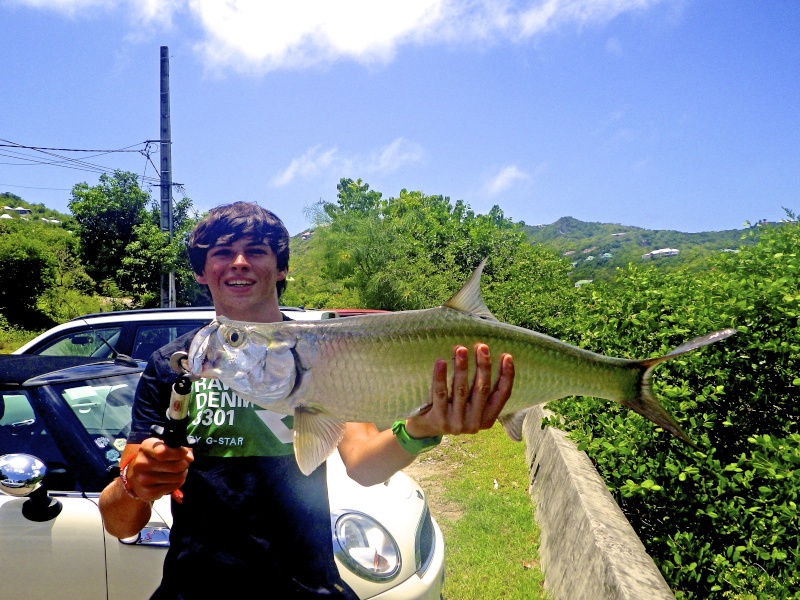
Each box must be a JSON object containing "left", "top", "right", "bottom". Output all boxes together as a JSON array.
[
  {"left": 0, "top": 313, "right": 41, "bottom": 354},
  {"left": 545, "top": 220, "right": 800, "bottom": 598}
]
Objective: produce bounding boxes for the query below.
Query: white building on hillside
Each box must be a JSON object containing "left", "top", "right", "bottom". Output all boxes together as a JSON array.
[{"left": 642, "top": 248, "right": 679, "bottom": 260}]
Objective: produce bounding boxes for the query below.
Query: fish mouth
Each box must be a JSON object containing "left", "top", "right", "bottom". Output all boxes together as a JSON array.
[{"left": 187, "top": 323, "right": 218, "bottom": 377}]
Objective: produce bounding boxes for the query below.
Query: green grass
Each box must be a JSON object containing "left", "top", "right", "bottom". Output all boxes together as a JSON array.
[
  {"left": 422, "top": 424, "right": 549, "bottom": 600},
  {"left": 0, "top": 327, "right": 40, "bottom": 354}
]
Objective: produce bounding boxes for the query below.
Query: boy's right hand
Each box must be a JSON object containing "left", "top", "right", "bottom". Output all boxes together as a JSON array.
[{"left": 122, "top": 438, "right": 194, "bottom": 502}]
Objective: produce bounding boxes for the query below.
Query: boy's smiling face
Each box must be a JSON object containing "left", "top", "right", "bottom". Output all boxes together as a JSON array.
[{"left": 195, "top": 236, "right": 287, "bottom": 322}]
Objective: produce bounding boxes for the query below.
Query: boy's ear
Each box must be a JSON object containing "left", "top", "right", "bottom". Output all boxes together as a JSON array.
[
  {"left": 195, "top": 271, "right": 207, "bottom": 285},
  {"left": 276, "top": 268, "right": 287, "bottom": 281}
]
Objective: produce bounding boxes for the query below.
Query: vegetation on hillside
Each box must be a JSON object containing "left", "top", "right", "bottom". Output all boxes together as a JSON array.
[
  {"left": 544, "top": 214, "right": 800, "bottom": 598},
  {"left": 1, "top": 191, "right": 79, "bottom": 229},
  {"left": 0, "top": 172, "right": 205, "bottom": 336},
  {"left": 283, "top": 178, "right": 576, "bottom": 336},
  {"left": 524, "top": 215, "right": 767, "bottom": 283}
]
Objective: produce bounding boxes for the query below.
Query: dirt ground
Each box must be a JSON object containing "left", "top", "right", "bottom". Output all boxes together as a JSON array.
[{"left": 400, "top": 437, "right": 464, "bottom": 522}]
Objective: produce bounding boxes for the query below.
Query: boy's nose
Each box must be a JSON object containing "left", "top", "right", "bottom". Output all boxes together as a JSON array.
[{"left": 232, "top": 253, "right": 249, "bottom": 267}]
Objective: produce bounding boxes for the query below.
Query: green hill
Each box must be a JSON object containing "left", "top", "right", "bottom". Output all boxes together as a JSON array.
[
  {"left": 0, "top": 192, "right": 77, "bottom": 229},
  {"left": 522, "top": 216, "right": 760, "bottom": 283}
]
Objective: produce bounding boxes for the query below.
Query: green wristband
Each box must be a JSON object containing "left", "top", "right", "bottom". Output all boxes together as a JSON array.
[{"left": 391, "top": 421, "right": 442, "bottom": 455}]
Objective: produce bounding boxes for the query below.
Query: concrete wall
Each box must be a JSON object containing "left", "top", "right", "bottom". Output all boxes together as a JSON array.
[{"left": 524, "top": 406, "right": 675, "bottom": 600}]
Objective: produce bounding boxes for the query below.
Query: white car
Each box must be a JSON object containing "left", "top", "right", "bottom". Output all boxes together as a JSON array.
[
  {"left": 13, "top": 306, "right": 339, "bottom": 361},
  {"left": 0, "top": 355, "right": 445, "bottom": 599}
]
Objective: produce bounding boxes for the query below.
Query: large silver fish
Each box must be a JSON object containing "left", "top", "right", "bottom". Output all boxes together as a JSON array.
[{"left": 185, "top": 260, "right": 736, "bottom": 475}]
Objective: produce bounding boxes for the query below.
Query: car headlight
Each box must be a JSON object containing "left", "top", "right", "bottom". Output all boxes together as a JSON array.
[{"left": 331, "top": 510, "right": 401, "bottom": 582}]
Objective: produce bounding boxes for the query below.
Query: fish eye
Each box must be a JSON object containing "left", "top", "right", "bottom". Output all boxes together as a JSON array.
[{"left": 225, "top": 328, "right": 246, "bottom": 348}]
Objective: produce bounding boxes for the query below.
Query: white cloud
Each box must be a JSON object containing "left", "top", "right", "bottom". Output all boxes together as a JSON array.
[
  {"left": 518, "top": 0, "right": 663, "bottom": 35},
  {"left": 190, "top": 0, "right": 671, "bottom": 72},
  {"left": 12, "top": 0, "right": 675, "bottom": 72},
  {"left": 484, "top": 164, "right": 529, "bottom": 195},
  {"left": 369, "top": 138, "right": 424, "bottom": 174},
  {"left": 271, "top": 144, "right": 339, "bottom": 187},
  {"left": 271, "top": 137, "right": 424, "bottom": 187},
  {"left": 188, "top": 0, "right": 444, "bottom": 73}
]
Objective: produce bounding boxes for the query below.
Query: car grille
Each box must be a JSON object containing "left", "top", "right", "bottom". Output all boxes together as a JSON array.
[{"left": 415, "top": 503, "right": 436, "bottom": 575}]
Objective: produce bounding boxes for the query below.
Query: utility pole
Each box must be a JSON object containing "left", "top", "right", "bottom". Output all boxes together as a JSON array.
[{"left": 160, "top": 45, "right": 175, "bottom": 308}]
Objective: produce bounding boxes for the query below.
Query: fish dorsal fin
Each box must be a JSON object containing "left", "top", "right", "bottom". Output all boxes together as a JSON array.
[
  {"left": 443, "top": 258, "right": 498, "bottom": 321},
  {"left": 293, "top": 405, "right": 347, "bottom": 475}
]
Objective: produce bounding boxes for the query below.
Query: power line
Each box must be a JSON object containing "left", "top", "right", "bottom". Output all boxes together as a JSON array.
[
  {"left": 0, "top": 137, "right": 183, "bottom": 189},
  {"left": 0, "top": 138, "right": 153, "bottom": 176},
  {"left": 0, "top": 148, "right": 135, "bottom": 176},
  {"left": 0, "top": 182, "right": 72, "bottom": 191},
  {"left": 0, "top": 141, "right": 144, "bottom": 153}
]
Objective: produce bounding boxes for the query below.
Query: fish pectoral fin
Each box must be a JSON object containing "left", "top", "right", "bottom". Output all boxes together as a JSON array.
[
  {"left": 293, "top": 406, "right": 346, "bottom": 476},
  {"left": 442, "top": 258, "right": 498, "bottom": 321},
  {"left": 498, "top": 408, "right": 532, "bottom": 442}
]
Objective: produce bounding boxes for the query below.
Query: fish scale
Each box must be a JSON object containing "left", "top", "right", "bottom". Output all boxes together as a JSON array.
[
  {"left": 186, "top": 259, "right": 736, "bottom": 475},
  {"left": 287, "top": 308, "right": 639, "bottom": 426}
]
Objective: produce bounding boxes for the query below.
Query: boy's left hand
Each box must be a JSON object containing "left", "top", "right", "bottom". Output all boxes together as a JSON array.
[{"left": 404, "top": 343, "right": 514, "bottom": 439}]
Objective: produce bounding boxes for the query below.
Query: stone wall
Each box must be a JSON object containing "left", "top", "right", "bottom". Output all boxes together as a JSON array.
[{"left": 524, "top": 406, "right": 675, "bottom": 600}]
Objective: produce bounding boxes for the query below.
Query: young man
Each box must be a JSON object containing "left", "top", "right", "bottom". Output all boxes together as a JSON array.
[{"left": 99, "top": 201, "right": 515, "bottom": 599}]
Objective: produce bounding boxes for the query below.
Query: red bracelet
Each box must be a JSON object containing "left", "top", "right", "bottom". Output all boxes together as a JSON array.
[{"left": 118, "top": 452, "right": 146, "bottom": 502}]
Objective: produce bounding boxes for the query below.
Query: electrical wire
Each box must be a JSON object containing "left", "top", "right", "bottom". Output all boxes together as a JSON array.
[
  {"left": 0, "top": 140, "right": 144, "bottom": 152},
  {"left": 0, "top": 137, "right": 182, "bottom": 191},
  {"left": 0, "top": 138, "right": 158, "bottom": 181}
]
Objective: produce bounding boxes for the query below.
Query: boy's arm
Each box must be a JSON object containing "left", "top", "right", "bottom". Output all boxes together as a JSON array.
[{"left": 99, "top": 439, "right": 194, "bottom": 539}]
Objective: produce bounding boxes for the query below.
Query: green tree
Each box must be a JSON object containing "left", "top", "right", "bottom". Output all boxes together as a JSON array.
[
  {"left": 482, "top": 241, "right": 576, "bottom": 336},
  {"left": 302, "top": 179, "right": 576, "bottom": 329},
  {"left": 118, "top": 196, "right": 204, "bottom": 307},
  {"left": 328, "top": 177, "right": 384, "bottom": 214},
  {"left": 280, "top": 234, "right": 361, "bottom": 309},
  {"left": 30, "top": 219, "right": 98, "bottom": 322},
  {"left": 0, "top": 230, "right": 57, "bottom": 321},
  {"left": 0, "top": 214, "right": 98, "bottom": 327},
  {"left": 69, "top": 170, "right": 151, "bottom": 285}
]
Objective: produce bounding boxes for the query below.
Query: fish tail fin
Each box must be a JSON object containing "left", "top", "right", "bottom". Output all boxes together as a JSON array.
[
  {"left": 624, "top": 328, "right": 737, "bottom": 446},
  {"left": 622, "top": 370, "right": 695, "bottom": 446}
]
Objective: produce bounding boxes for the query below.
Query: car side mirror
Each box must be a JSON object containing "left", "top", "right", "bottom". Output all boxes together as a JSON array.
[{"left": 0, "top": 453, "right": 63, "bottom": 522}]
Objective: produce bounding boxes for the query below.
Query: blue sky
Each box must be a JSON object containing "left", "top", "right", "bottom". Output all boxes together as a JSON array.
[{"left": 1, "top": 0, "right": 797, "bottom": 236}]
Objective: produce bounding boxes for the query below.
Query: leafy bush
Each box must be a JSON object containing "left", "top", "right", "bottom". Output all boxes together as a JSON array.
[
  {"left": 544, "top": 220, "right": 800, "bottom": 598},
  {"left": 37, "top": 288, "right": 107, "bottom": 324},
  {"left": 0, "top": 313, "right": 40, "bottom": 354},
  {"left": 0, "top": 230, "right": 58, "bottom": 316},
  {"left": 300, "top": 178, "right": 577, "bottom": 328}
]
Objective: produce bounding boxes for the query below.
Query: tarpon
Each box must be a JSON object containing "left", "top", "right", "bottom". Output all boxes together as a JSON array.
[{"left": 185, "top": 260, "right": 736, "bottom": 475}]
